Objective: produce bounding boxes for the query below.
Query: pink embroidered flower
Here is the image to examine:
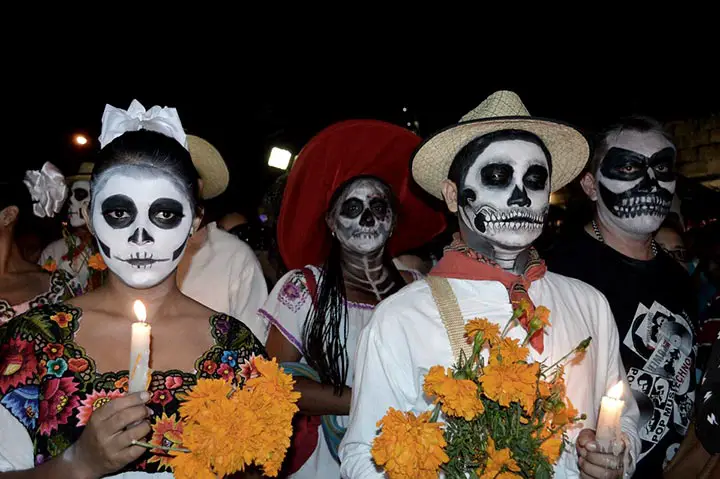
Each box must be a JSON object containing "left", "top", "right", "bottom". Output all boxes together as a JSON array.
[
  {"left": 151, "top": 389, "right": 173, "bottom": 407},
  {"left": 0, "top": 338, "right": 38, "bottom": 394},
  {"left": 202, "top": 360, "right": 218, "bottom": 375},
  {"left": 42, "top": 343, "right": 64, "bottom": 360},
  {"left": 217, "top": 363, "right": 234, "bottom": 382},
  {"left": 67, "top": 358, "right": 89, "bottom": 373},
  {"left": 238, "top": 353, "right": 261, "bottom": 381},
  {"left": 76, "top": 389, "right": 123, "bottom": 426},
  {"left": 39, "top": 377, "right": 80, "bottom": 436},
  {"left": 164, "top": 376, "right": 183, "bottom": 390}
]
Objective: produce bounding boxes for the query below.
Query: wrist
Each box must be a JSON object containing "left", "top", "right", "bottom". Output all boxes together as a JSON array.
[{"left": 60, "top": 445, "right": 96, "bottom": 479}]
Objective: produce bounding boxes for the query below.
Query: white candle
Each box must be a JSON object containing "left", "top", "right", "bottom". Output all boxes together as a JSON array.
[
  {"left": 596, "top": 381, "right": 624, "bottom": 453},
  {"left": 128, "top": 300, "right": 151, "bottom": 393}
]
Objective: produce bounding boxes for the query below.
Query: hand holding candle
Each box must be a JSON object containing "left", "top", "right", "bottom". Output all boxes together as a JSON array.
[
  {"left": 128, "top": 300, "right": 151, "bottom": 393},
  {"left": 596, "top": 381, "right": 625, "bottom": 454}
]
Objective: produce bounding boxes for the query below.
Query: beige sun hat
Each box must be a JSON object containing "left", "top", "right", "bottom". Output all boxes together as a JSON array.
[
  {"left": 187, "top": 134, "right": 230, "bottom": 200},
  {"left": 66, "top": 162, "right": 94, "bottom": 183},
  {"left": 412, "top": 90, "right": 590, "bottom": 199}
]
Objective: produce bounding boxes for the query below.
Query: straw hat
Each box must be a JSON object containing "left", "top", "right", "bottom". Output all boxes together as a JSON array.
[
  {"left": 66, "top": 162, "right": 94, "bottom": 184},
  {"left": 187, "top": 135, "right": 230, "bottom": 200},
  {"left": 412, "top": 91, "right": 589, "bottom": 198}
]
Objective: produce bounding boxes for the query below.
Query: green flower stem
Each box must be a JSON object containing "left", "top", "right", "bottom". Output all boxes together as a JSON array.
[
  {"left": 132, "top": 440, "right": 190, "bottom": 453},
  {"left": 544, "top": 336, "right": 593, "bottom": 374},
  {"left": 430, "top": 403, "right": 442, "bottom": 423}
]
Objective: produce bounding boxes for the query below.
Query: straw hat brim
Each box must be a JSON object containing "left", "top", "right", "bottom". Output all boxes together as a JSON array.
[
  {"left": 412, "top": 116, "right": 590, "bottom": 198},
  {"left": 187, "top": 135, "right": 230, "bottom": 200},
  {"left": 66, "top": 174, "right": 91, "bottom": 184}
]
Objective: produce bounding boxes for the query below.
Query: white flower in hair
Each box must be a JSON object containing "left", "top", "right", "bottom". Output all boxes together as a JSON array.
[
  {"left": 98, "top": 99, "right": 187, "bottom": 150},
  {"left": 23, "top": 162, "right": 68, "bottom": 218}
]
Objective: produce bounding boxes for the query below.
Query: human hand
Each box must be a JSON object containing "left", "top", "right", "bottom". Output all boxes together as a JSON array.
[
  {"left": 576, "top": 429, "right": 625, "bottom": 479},
  {"left": 69, "top": 391, "right": 152, "bottom": 479}
]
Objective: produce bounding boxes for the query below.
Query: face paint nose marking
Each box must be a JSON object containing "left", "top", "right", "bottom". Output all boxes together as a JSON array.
[
  {"left": 507, "top": 185, "right": 531, "bottom": 207},
  {"left": 359, "top": 209, "right": 376, "bottom": 227},
  {"left": 128, "top": 227, "right": 154, "bottom": 246}
]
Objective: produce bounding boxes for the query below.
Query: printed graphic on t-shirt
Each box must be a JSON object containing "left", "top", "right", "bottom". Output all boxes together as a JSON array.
[{"left": 623, "top": 301, "right": 696, "bottom": 461}]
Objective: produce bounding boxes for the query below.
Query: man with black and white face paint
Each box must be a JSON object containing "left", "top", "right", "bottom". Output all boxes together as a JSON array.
[
  {"left": 341, "top": 91, "right": 641, "bottom": 479},
  {"left": 547, "top": 117, "right": 697, "bottom": 477},
  {"left": 91, "top": 169, "right": 194, "bottom": 289},
  {"left": 39, "top": 162, "right": 99, "bottom": 292}
]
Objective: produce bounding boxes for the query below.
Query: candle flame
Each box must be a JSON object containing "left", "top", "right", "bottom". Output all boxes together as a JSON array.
[
  {"left": 133, "top": 300, "right": 147, "bottom": 323},
  {"left": 608, "top": 381, "right": 623, "bottom": 399}
]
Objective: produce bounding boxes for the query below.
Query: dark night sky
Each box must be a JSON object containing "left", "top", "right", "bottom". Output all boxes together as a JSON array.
[{"left": 7, "top": 62, "right": 719, "bottom": 215}]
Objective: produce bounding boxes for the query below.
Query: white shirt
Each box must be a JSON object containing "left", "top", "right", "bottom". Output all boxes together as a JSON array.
[
  {"left": 39, "top": 236, "right": 92, "bottom": 290},
  {"left": 258, "top": 265, "right": 377, "bottom": 479},
  {"left": 179, "top": 222, "right": 268, "bottom": 342},
  {"left": 339, "top": 271, "right": 641, "bottom": 478}
]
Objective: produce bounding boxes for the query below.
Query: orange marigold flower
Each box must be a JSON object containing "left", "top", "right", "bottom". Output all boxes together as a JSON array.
[
  {"left": 480, "top": 362, "right": 540, "bottom": 414},
  {"left": 551, "top": 398, "right": 579, "bottom": 427},
  {"left": 533, "top": 306, "right": 551, "bottom": 327},
  {"left": 87, "top": 253, "right": 107, "bottom": 271},
  {"left": 372, "top": 408, "right": 449, "bottom": 479},
  {"left": 478, "top": 437, "right": 520, "bottom": 479},
  {"left": 246, "top": 357, "right": 301, "bottom": 410},
  {"left": 177, "top": 378, "right": 233, "bottom": 422},
  {"left": 490, "top": 337, "right": 530, "bottom": 364},
  {"left": 42, "top": 258, "right": 57, "bottom": 273},
  {"left": 171, "top": 450, "right": 216, "bottom": 479},
  {"left": 539, "top": 428, "right": 564, "bottom": 464},
  {"left": 465, "top": 318, "right": 500, "bottom": 345},
  {"left": 423, "top": 366, "right": 484, "bottom": 420}
]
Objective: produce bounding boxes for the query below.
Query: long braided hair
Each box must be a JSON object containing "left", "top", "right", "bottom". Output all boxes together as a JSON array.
[{"left": 301, "top": 176, "right": 401, "bottom": 395}]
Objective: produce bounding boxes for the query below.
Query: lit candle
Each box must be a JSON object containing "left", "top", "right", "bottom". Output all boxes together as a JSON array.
[
  {"left": 128, "top": 300, "right": 151, "bottom": 393},
  {"left": 596, "top": 381, "right": 624, "bottom": 453}
]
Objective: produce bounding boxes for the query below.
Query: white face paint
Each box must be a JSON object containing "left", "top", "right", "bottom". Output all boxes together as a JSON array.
[
  {"left": 458, "top": 140, "right": 549, "bottom": 251},
  {"left": 595, "top": 130, "right": 676, "bottom": 237},
  {"left": 91, "top": 170, "right": 193, "bottom": 288},
  {"left": 68, "top": 180, "right": 90, "bottom": 227},
  {"left": 330, "top": 178, "right": 393, "bottom": 255}
]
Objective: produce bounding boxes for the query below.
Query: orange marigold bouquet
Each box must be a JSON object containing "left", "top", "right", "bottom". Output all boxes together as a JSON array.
[
  {"left": 169, "top": 357, "right": 300, "bottom": 478},
  {"left": 372, "top": 302, "right": 591, "bottom": 479}
]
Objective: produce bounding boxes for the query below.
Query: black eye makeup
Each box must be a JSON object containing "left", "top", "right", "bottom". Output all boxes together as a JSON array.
[
  {"left": 523, "top": 165, "right": 549, "bottom": 191},
  {"left": 601, "top": 147, "right": 676, "bottom": 182},
  {"left": 101, "top": 194, "right": 137, "bottom": 229},
  {"left": 369, "top": 198, "right": 389, "bottom": 219},
  {"left": 148, "top": 198, "right": 185, "bottom": 229},
  {"left": 340, "top": 198, "right": 364, "bottom": 218},
  {"left": 480, "top": 163, "right": 514, "bottom": 187}
]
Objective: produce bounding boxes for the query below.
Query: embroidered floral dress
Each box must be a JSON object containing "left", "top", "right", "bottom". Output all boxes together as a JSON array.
[
  {"left": 0, "top": 303, "right": 265, "bottom": 476},
  {"left": 0, "top": 270, "right": 77, "bottom": 326}
]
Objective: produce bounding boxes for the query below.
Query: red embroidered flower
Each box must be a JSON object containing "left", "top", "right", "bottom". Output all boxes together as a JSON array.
[
  {"left": 50, "top": 312, "right": 72, "bottom": 328},
  {"left": 202, "top": 360, "right": 218, "bottom": 375},
  {"left": 151, "top": 389, "right": 173, "bottom": 407},
  {"left": 0, "top": 338, "right": 38, "bottom": 394},
  {"left": 238, "top": 353, "right": 261, "bottom": 381},
  {"left": 76, "top": 389, "right": 123, "bottom": 426},
  {"left": 39, "top": 377, "right": 80, "bottom": 436},
  {"left": 68, "top": 358, "right": 89, "bottom": 373},
  {"left": 217, "top": 363, "right": 234, "bottom": 382},
  {"left": 42, "top": 344, "right": 64, "bottom": 360},
  {"left": 147, "top": 413, "right": 184, "bottom": 471},
  {"left": 164, "top": 376, "right": 183, "bottom": 390}
]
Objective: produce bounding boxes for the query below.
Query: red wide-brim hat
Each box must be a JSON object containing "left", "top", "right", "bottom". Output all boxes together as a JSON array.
[{"left": 279, "top": 120, "right": 447, "bottom": 271}]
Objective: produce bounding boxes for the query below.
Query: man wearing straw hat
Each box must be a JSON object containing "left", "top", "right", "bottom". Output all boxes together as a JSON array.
[
  {"left": 176, "top": 134, "right": 269, "bottom": 341},
  {"left": 340, "top": 91, "right": 641, "bottom": 478}
]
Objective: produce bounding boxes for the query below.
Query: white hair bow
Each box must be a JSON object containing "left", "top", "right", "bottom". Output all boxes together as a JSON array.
[
  {"left": 98, "top": 99, "right": 187, "bottom": 150},
  {"left": 23, "top": 162, "right": 68, "bottom": 218}
]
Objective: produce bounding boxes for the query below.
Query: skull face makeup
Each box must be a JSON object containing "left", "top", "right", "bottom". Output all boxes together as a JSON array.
[
  {"left": 457, "top": 139, "right": 550, "bottom": 253},
  {"left": 329, "top": 178, "right": 393, "bottom": 255},
  {"left": 68, "top": 180, "right": 90, "bottom": 227},
  {"left": 91, "top": 170, "right": 193, "bottom": 288},
  {"left": 595, "top": 130, "right": 676, "bottom": 236}
]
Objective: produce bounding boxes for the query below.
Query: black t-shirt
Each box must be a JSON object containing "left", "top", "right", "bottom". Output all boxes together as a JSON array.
[{"left": 546, "top": 229, "right": 697, "bottom": 477}]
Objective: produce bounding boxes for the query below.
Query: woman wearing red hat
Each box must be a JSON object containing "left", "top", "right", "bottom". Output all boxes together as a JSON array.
[{"left": 258, "top": 120, "right": 445, "bottom": 478}]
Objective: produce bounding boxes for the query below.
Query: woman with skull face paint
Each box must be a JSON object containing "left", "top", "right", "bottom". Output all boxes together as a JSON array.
[
  {"left": 39, "top": 163, "right": 100, "bottom": 293},
  {"left": 546, "top": 117, "right": 698, "bottom": 477},
  {"left": 0, "top": 169, "right": 76, "bottom": 325},
  {"left": 0, "top": 101, "right": 265, "bottom": 478},
  {"left": 258, "top": 120, "right": 446, "bottom": 478}
]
